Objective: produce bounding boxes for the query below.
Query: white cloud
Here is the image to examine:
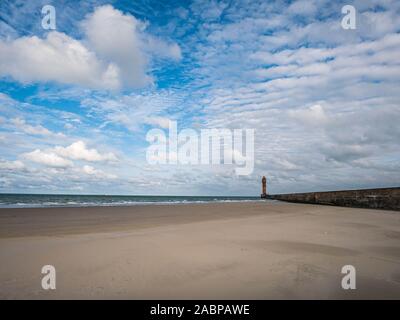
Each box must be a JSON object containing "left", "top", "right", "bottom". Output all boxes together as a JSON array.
[
  {"left": 21, "top": 140, "right": 117, "bottom": 169},
  {"left": 0, "top": 159, "right": 25, "bottom": 170},
  {"left": 289, "top": 105, "right": 328, "bottom": 126},
  {"left": 81, "top": 90, "right": 183, "bottom": 132},
  {"left": 11, "top": 118, "right": 65, "bottom": 137},
  {"left": 288, "top": 0, "right": 317, "bottom": 16},
  {"left": 145, "top": 38, "right": 182, "bottom": 61},
  {"left": 81, "top": 5, "right": 151, "bottom": 88},
  {"left": 0, "top": 5, "right": 181, "bottom": 90},
  {"left": 54, "top": 141, "right": 118, "bottom": 162},
  {"left": 80, "top": 165, "right": 117, "bottom": 179},
  {"left": 145, "top": 116, "right": 171, "bottom": 129},
  {"left": 23, "top": 149, "right": 73, "bottom": 168},
  {"left": 0, "top": 32, "right": 121, "bottom": 90},
  {"left": 322, "top": 144, "right": 372, "bottom": 162}
]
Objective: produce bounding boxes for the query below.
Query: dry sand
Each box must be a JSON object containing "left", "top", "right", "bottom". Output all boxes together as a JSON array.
[{"left": 0, "top": 201, "right": 399, "bottom": 299}]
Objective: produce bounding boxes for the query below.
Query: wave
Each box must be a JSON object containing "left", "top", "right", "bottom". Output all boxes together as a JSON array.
[{"left": 0, "top": 195, "right": 264, "bottom": 208}]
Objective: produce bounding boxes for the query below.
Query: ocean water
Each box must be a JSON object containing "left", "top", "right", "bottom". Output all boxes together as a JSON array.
[{"left": 0, "top": 194, "right": 262, "bottom": 208}]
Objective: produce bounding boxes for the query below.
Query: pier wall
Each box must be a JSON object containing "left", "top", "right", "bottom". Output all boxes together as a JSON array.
[{"left": 268, "top": 187, "right": 400, "bottom": 211}]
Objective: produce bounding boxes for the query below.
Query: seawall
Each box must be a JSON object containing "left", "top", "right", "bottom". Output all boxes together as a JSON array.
[{"left": 268, "top": 187, "right": 400, "bottom": 211}]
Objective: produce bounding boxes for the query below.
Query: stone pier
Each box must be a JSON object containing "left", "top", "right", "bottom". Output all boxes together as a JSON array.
[{"left": 266, "top": 187, "right": 400, "bottom": 211}]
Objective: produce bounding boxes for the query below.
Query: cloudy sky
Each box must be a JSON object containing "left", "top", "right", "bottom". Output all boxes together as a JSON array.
[{"left": 0, "top": 0, "right": 399, "bottom": 196}]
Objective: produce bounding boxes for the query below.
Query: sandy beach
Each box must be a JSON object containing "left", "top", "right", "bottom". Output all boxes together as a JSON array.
[{"left": 0, "top": 201, "right": 399, "bottom": 299}]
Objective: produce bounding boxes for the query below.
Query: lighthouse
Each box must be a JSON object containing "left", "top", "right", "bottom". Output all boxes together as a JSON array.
[{"left": 261, "top": 176, "right": 267, "bottom": 198}]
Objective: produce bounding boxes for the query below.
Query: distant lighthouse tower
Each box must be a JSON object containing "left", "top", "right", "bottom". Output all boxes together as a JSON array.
[{"left": 261, "top": 176, "right": 267, "bottom": 198}]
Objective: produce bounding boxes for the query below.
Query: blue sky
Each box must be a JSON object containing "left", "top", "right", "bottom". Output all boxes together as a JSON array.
[{"left": 0, "top": 0, "right": 399, "bottom": 195}]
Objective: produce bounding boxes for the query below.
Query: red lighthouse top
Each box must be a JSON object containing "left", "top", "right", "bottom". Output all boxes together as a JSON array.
[{"left": 261, "top": 176, "right": 267, "bottom": 198}]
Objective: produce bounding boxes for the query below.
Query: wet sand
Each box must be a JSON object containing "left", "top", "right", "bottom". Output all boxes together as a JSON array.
[{"left": 0, "top": 201, "right": 399, "bottom": 299}]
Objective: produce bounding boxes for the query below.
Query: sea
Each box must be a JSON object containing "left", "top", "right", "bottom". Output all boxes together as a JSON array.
[{"left": 0, "top": 194, "right": 262, "bottom": 208}]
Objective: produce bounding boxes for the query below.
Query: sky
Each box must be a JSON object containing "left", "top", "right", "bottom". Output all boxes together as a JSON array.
[{"left": 0, "top": 0, "right": 399, "bottom": 196}]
